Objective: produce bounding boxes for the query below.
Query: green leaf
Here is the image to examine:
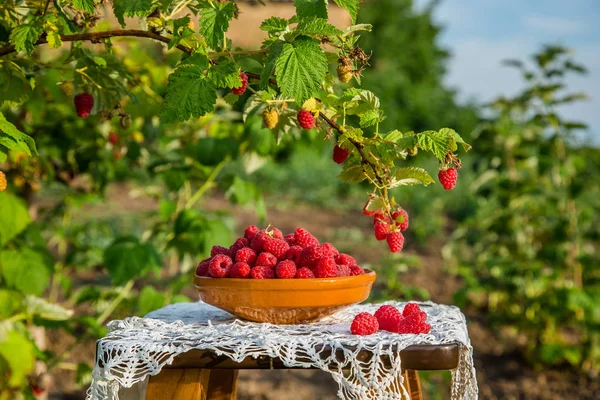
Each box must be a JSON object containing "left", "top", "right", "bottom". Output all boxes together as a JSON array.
[
  {"left": 24, "top": 295, "right": 73, "bottom": 321},
  {"left": 113, "top": 0, "right": 153, "bottom": 27},
  {"left": 296, "top": 17, "right": 343, "bottom": 37},
  {"left": 207, "top": 60, "right": 242, "bottom": 89},
  {"left": 138, "top": 286, "right": 166, "bottom": 315},
  {"left": 0, "top": 331, "right": 35, "bottom": 387},
  {"left": 274, "top": 36, "right": 327, "bottom": 103},
  {"left": 439, "top": 127, "right": 471, "bottom": 152},
  {"left": 343, "top": 24, "right": 372, "bottom": 36},
  {"left": 365, "top": 196, "right": 385, "bottom": 212},
  {"left": 359, "top": 109, "right": 382, "bottom": 127},
  {"left": 160, "top": 54, "right": 217, "bottom": 123},
  {"left": 169, "top": 16, "right": 195, "bottom": 50},
  {"left": 103, "top": 237, "right": 162, "bottom": 285},
  {"left": 0, "top": 112, "right": 38, "bottom": 156},
  {"left": 9, "top": 24, "right": 43, "bottom": 55},
  {"left": 392, "top": 167, "right": 435, "bottom": 187},
  {"left": 46, "top": 31, "right": 62, "bottom": 49},
  {"left": 0, "top": 62, "right": 34, "bottom": 105},
  {"left": 0, "top": 192, "right": 31, "bottom": 246},
  {"left": 294, "top": 0, "right": 328, "bottom": 19},
  {"left": 260, "top": 41, "right": 284, "bottom": 89},
  {"left": 72, "top": 0, "right": 96, "bottom": 14},
  {"left": 0, "top": 249, "right": 50, "bottom": 296},
  {"left": 333, "top": 0, "right": 360, "bottom": 23},
  {"left": 417, "top": 130, "right": 450, "bottom": 161},
  {"left": 260, "top": 17, "right": 289, "bottom": 33},
  {"left": 199, "top": 1, "right": 236, "bottom": 49},
  {"left": 338, "top": 164, "right": 366, "bottom": 183}
]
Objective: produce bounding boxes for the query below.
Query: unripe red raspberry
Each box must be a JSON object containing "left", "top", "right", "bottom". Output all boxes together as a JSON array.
[
  {"left": 297, "top": 109, "right": 315, "bottom": 130},
  {"left": 263, "top": 108, "right": 279, "bottom": 129},
  {"left": 232, "top": 72, "right": 248, "bottom": 95},
  {"left": 74, "top": 92, "right": 94, "bottom": 118},
  {"left": 438, "top": 167, "right": 458, "bottom": 190},
  {"left": 332, "top": 145, "right": 349, "bottom": 164}
]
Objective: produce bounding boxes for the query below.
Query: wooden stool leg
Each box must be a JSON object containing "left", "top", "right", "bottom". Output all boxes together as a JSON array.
[
  {"left": 146, "top": 369, "right": 211, "bottom": 400},
  {"left": 206, "top": 370, "right": 238, "bottom": 399},
  {"left": 401, "top": 370, "right": 423, "bottom": 400}
]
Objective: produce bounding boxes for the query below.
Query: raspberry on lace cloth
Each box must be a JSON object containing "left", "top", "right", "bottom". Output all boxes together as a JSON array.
[{"left": 87, "top": 301, "right": 478, "bottom": 400}]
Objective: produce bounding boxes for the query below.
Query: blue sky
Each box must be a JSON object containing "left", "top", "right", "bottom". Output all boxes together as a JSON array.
[{"left": 415, "top": 0, "right": 600, "bottom": 144}]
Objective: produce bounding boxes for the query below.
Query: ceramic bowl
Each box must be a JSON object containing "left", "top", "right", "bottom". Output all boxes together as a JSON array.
[{"left": 193, "top": 270, "right": 376, "bottom": 324}]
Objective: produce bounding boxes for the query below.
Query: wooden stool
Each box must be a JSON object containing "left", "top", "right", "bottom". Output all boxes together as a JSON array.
[{"left": 145, "top": 343, "right": 459, "bottom": 400}]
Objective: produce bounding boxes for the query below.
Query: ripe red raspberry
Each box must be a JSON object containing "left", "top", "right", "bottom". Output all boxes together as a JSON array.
[
  {"left": 320, "top": 242, "right": 339, "bottom": 258},
  {"left": 297, "top": 109, "right": 315, "bottom": 130},
  {"left": 231, "top": 72, "right": 248, "bottom": 95},
  {"left": 285, "top": 245, "right": 303, "bottom": 264},
  {"left": 244, "top": 225, "right": 260, "bottom": 241},
  {"left": 275, "top": 260, "right": 297, "bottom": 279},
  {"left": 284, "top": 233, "right": 296, "bottom": 246},
  {"left": 438, "top": 167, "right": 458, "bottom": 190},
  {"left": 108, "top": 132, "right": 119, "bottom": 145},
  {"left": 374, "top": 212, "right": 390, "bottom": 224},
  {"left": 269, "top": 227, "right": 284, "bottom": 239},
  {"left": 263, "top": 237, "right": 290, "bottom": 260},
  {"left": 314, "top": 257, "right": 338, "bottom": 278},
  {"left": 386, "top": 231, "right": 404, "bottom": 253},
  {"left": 230, "top": 262, "right": 251, "bottom": 278},
  {"left": 350, "top": 265, "right": 365, "bottom": 276},
  {"left": 295, "top": 267, "right": 315, "bottom": 279},
  {"left": 336, "top": 264, "right": 351, "bottom": 277},
  {"left": 196, "top": 258, "right": 211, "bottom": 276},
  {"left": 393, "top": 311, "right": 428, "bottom": 334},
  {"left": 332, "top": 145, "right": 349, "bottom": 164},
  {"left": 294, "top": 227, "right": 319, "bottom": 248},
  {"left": 229, "top": 237, "right": 249, "bottom": 256},
  {"left": 374, "top": 305, "right": 403, "bottom": 332},
  {"left": 421, "top": 322, "right": 431, "bottom": 334},
  {"left": 374, "top": 221, "right": 390, "bottom": 241},
  {"left": 74, "top": 92, "right": 94, "bottom": 118},
  {"left": 211, "top": 245, "right": 230, "bottom": 257},
  {"left": 335, "top": 253, "right": 356, "bottom": 267},
  {"left": 298, "top": 245, "right": 323, "bottom": 268},
  {"left": 350, "top": 312, "right": 379, "bottom": 335},
  {"left": 392, "top": 209, "right": 409, "bottom": 231},
  {"left": 209, "top": 254, "right": 233, "bottom": 278},
  {"left": 250, "top": 265, "right": 275, "bottom": 279},
  {"left": 250, "top": 231, "right": 269, "bottom": 252},
  {"left": 235, "top": 247, "right": 256, "bottom": 265},
  {"left": 255, "top": 252, "right": 278, "bottom": 268},
  {"left": 402, "top": 302, "right": 421, "bottom": 317}
]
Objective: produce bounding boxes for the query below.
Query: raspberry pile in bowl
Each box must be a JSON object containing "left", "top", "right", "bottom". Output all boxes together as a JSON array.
[{"left": 196, "top": 225, "right": 365, "bottom": 279}]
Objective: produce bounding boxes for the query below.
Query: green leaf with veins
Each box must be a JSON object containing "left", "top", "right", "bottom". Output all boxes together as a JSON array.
[
  {"left": 338, "top": 163, "right": 366, "bottom": 183},
  {"left": 73, "top": 0, "right": 96, "bottom": 14},
  {"left": 0, "top": 112, "right": 37, "bottom": 156},
  {"left": 392, "top": 167, "right": 435, "bottom": 187},
  {"left": 9, "top": 23, "right": 43, "bottom": 55},
  {"left": 208, "top": 60, "right": 242, "bottom": 89},
  {"left": 439, "top": 127, "right": 472, "bottom": 152},
  {"left": 417, "top": 130, "right": 451, "bottom": 161},
  {"left": 113, "top": 0, "right": 153, "bottom": 27},
  {"left": 199, "top": 1, "right": 236, "bottom": 49},
  {"left": 0, "top": 191, "right": 31, "bottom": 246},
  {"left": 294, "top": 0, "right": 328, "bottom": 19},
  {"left": 169, "top": 17, "right": 195, "bottom": 49},
  {"left": 296, "top": 17, "right": 343, "bottom": 37},
  {"left": 260, "top": 17, "right": 289, "bottom": 33},
  {"left": 333, "top": 0, "right": 360, "bottom": 23},
  {"left": 0, "top": 249, "right": 50, "bottom": 296},
  {"left": 261, "top": 41, "right": 284, "bottom": 89},
  {"left": 160, "top": 54, "right": 217, "bottom": 123},
  {"left": 275, "top": 36, "right": 328, "bottom": 103}
]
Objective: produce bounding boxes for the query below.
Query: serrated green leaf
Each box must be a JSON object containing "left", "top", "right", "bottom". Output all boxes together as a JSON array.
[
  {"left": 275, "top": 36, "right": 327, "bottom": 103},
  {"left": 392, "top": 167, "right": 435, "bottom": 187},
  {"left": 294, "top": 0, "right": 328, "bottom": 19},
  {"left": 9, "top": 24, "right": 43, "bottom": 55},
  {"left": 73, "top": 0, "right": 96, "bottom": 14},
  {"left": 343, "top": 24, "right": 372, "bottom": 36},
  {"left": 0, "top": 191, "right": 31, "bottom": 246},
  {"left": 113, "top": 0, "right": 152, "bottom": 27},
  {"left": 365, "top": 196, "right": 385, "bottom": 212},
  {"left": 359, "top": 109, "right": 382, "bottom": 128},
  {"left": 46, "top": 31, "right": 62, "bottom": 49},
  {"left": 169, "top": 16, "right": 196, "bottom": 49},
  {"left": 0, "top": 112, "right": 37, "bottom": 156},
  {"left": 385, "top": 130, "right": 404, "bottom": 142},
  {"left": 338, "top": 164, "right": 366, "bottom": 183},
  {"left": 160, "top": 54, "right": 217, "bottom": 123},
  {"left": 297, "top": 17, "right": 343, "bottom": 37},
  {"left": 207, "top": 60, "right": 242, "bottom": 89},
  {"left": 333, "top": 0, "right": 360, "bottom": 23},
  {"left": 439, "top": 127, "right": 471, "bottom": 152},
  {"left": 24, "top": 296, "right": 73, "bottom": 321},
  {"left": 103, "top": 237, "right": 161, "bottom": 285},
  {"left": 417, "top": 130, "right": 450, "bottom": 161},
  {"left": 260, "top": 41, "right": 284, "bottom": 89},
  {"left": 260, "top": 17, "right": 289, "bottom": 33},
  {"left": 0, "top": 249, "right": 50, "bottom": 296},
  {"left": 199, "top": 1, "right": 236, "bottom": 49}
]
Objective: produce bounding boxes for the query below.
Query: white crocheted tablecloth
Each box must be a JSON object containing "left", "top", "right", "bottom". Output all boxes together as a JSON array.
[{"left": 87, "top": 301, "right": 478, "bottom": 400}]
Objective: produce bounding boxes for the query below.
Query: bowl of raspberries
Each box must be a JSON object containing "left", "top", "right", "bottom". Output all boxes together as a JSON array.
[{"left": 194, "top": 225, "right": 376, "bottom": 324}]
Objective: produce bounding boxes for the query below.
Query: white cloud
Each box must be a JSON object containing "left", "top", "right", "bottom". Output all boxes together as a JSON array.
[{"left": 523, "top": 14, "right": 587, "bottom": 35}]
